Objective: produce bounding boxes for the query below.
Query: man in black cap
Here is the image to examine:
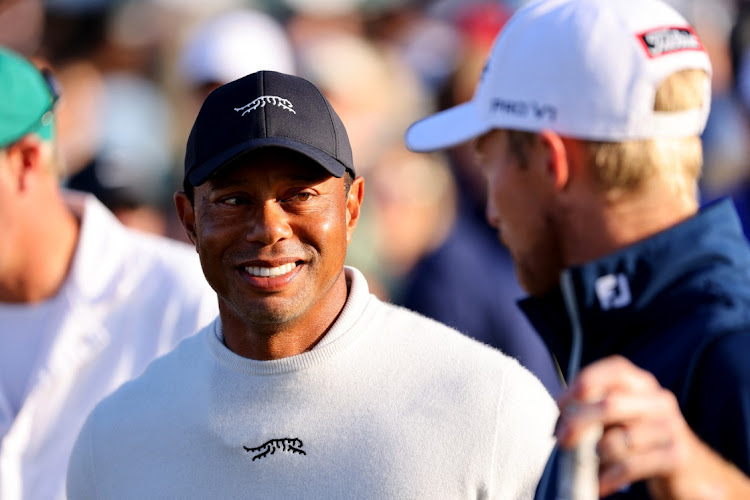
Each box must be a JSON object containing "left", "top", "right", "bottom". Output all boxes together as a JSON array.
[{"left": 67, "top": 71, "right": 558, "bottom": 499}]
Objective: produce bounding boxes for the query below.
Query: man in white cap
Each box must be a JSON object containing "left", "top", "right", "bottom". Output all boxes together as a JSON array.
[{"left": 407, "top": 0, "right": 750, "bottom": 498}]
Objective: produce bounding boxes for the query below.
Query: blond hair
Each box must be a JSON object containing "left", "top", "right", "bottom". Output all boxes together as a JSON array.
[{"left": 504, "top": 69, "right": 707, "bottom": 198}]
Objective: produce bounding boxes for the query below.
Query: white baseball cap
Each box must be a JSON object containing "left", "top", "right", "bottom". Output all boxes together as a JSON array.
[{"left": 405, "top": 0, "right": 712, "bottom": 152}]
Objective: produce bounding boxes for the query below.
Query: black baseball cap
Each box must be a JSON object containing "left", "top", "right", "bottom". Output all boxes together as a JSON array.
[{"left": 185, "top": 70, "right": 355, "bottom": 186}]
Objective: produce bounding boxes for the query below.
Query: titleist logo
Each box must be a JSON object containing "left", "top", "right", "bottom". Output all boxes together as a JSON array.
[{"left": 639, "top": 27, "right": 703, "bottom": 57}]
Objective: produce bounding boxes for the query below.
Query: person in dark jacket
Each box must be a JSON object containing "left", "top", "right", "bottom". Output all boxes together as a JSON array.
[
  {"left": 401, "top": 192, "right": 561, "bottom": 396},
  {"left": 406, "top": 0, "right": 750, "bottom": 498}
]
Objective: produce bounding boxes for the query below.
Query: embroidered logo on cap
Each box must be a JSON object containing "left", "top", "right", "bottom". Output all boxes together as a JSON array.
[
  {"left": 244, "top": 438, "right": 306, "bottom": 461},
  {"left": 595, "top": 273, "right": 632, "bottom": 310},
  {"left": 489, "top": 98, "right": 557, "bottom": 122},
  {"left": 234, "top": 95, "right": 296, "bottom": 116},
  {"left": 638, "top": 26, "right": 704, "bottom": 58}
]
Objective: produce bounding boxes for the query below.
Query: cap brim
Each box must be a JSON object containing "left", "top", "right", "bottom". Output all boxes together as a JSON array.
[
  {"left": 405, "top": 101, "right": 490, "bottom": 153},
  {"left": 188, "top": 137, "right": 350, "bottom": 186}
]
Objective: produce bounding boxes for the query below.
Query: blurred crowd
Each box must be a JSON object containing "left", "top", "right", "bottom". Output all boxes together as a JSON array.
[
  {"left": 3, "top": 0, "right": 750, "bottom": 390},
  {"left": 0, "top": 0, "right": 506, "bottom": 280}
]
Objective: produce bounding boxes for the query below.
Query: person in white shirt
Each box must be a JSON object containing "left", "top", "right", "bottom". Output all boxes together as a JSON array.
[
  {"left": 0, "top": 47, "right": 218, "bottom": 500},
  {"left": 66, "top": 70, "right": 558, "bottom": 499}
]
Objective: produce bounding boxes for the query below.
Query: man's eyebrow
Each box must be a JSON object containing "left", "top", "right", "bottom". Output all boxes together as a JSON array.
[
  {"left": 206, "top": 176, "right": 247, "bottom": 190},
  {"left": 207, "top": 172, "right": 331, "bottom": 190}
]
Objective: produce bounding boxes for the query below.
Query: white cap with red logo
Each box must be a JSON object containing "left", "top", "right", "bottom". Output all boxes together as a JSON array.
[{"left": 405, "top": 0, "right": 712, "bottom": 152}]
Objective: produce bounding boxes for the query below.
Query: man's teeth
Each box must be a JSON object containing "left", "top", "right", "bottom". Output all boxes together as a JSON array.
[{"left": 245, "top": 263, "right": 297, "bottom": 277}]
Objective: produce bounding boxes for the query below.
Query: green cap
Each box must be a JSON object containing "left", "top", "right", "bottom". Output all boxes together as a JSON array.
[{"left": 0, "top": 47, "right": 57, "bottom": 148}]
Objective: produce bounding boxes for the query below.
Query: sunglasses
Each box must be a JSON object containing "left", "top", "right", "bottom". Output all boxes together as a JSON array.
[{"left": 0, "top": 67, "right": 62, "bottom": 150}]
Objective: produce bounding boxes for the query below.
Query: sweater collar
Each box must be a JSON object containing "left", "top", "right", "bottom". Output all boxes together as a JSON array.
[{"left": 208, "top": 266, "right": 374, "bottom": 374}]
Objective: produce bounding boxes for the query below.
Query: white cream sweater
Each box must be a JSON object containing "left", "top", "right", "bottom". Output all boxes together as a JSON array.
[{"left": 68, "top": 267, "right": 557, "bottom": 499}]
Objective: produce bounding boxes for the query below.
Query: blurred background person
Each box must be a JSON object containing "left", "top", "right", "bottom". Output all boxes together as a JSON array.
[
  {"left": 65, "top": 72, "right": 176, "bottom": 235},
  {"left": 39, "top": 0, "right": 178, "bottom": 237},
  {"left": 292, "top": 27, "right": 430, "bottom": 298},
  {"left": 384, "top": 1, "right": 561, "bottom": 394},
  {"left": 0, "top": 47, "right": 217, "bottom": 499},
  {"left": 367, "top": 146, "right": 457, "bottom": 295},
  {"left": 177, "top": 7, "right": 296, "bottom": 104},
  {"left": 720, "top": 0, "right": 750, "bottom": 237}
]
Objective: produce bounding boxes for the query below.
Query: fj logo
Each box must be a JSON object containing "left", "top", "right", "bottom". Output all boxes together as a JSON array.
[
  {"left": 235, "top": 96, "right": 296, "bottom": 116},
  {"left": 595, "top": 273, "right": 631, "bottom": 310}
]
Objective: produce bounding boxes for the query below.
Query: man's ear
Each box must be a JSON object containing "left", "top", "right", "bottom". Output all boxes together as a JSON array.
[
  {"left": 538, "top": 129, "right": 570, "bottom": 192},
  {"left": 345, "top": 176, "right": 365, "bottom": 245},
  {"left": 5, "top": 135, "right": 44, "bottom": 192},
  {"left": 174, "top": 191, "right": 198, "bottom": 248}
]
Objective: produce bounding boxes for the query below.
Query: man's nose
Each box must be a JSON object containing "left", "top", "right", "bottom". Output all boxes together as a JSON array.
[
  {"left": 485, "top": 197, "right": 500, "bottom": 228},
  {"left": 246, "top": 201, "right": 293, "bottom": 245}
]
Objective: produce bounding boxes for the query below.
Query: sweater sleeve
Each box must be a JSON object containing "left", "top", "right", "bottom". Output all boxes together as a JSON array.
[
  {"left": 66, "top": 410, "right": 98, "bottom": 500},
  {"left": 488, "top": 361, "right": 558, "bottom": 499}
]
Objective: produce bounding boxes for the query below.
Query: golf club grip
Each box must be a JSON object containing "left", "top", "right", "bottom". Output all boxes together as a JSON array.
[{"left": 556, "top": 425, "right": 601, "bottom": 500}]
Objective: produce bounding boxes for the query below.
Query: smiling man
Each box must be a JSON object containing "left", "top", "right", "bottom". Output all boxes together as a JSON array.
[{"left": 66, "top": 71, "right": 558, "bottom": 499}]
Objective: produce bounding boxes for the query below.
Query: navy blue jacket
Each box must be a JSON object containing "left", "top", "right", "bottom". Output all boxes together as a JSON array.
[{"left": 526, "top": 199, "right": 750, "bottom": 499}]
